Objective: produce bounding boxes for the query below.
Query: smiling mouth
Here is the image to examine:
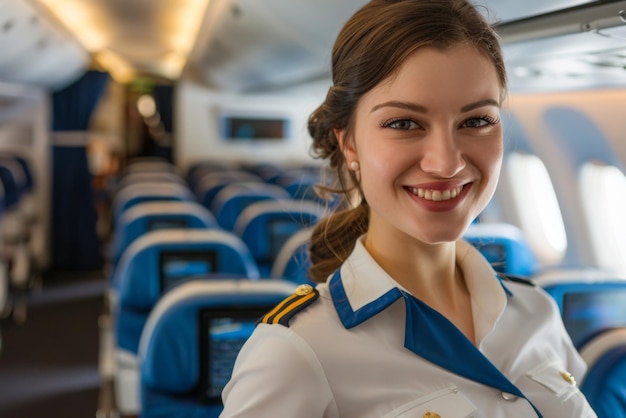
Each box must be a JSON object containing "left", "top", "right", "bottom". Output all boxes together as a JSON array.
[{"left": 407, "top": 185, "right": 464, "bottom": 202}]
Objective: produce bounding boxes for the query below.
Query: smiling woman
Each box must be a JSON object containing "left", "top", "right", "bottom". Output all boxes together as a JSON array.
[{"left": 219, "top": 1, "right": 597, "bottom": 416}]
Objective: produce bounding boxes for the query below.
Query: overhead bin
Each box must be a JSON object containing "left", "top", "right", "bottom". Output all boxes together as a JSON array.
[
  {"left": 496, "top": 0, "right": 626, "bottom": 91},
  {"left": 0, "top": 0, "right": 88, "bottom": 90},
  {"left": 188, "top": 0, "right": 369, "bottom": 92}
]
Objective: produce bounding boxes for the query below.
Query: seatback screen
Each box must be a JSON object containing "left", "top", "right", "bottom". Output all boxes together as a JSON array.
[
  {"left": 562, "top": 290, "right": 626, "bottom": 347},
  {"left": 199, "top": 307, "right": 268, "bottom": 404},
  {"left": 159, "top": 250, "right": 217, "bottom": 292}
]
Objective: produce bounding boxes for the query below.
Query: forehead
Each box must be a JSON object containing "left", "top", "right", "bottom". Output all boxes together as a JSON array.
[{"left": 361, "top": 44, "right": 502, "bottom": 109}]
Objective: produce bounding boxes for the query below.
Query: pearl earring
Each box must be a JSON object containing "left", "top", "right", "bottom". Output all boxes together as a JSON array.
[{"left": 350, "top": 161, "right": 360, "bottom": 171}]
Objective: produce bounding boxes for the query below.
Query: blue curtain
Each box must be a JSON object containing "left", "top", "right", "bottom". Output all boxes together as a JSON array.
[
  {"left": 153, "top": 84, "right": 174, "bottom": 161},
  {"left": 51, "top": 70, "right": 109, "bottom": 271}
]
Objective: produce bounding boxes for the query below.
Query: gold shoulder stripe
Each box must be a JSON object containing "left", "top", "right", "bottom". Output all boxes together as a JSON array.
[{"left": 260, "top": 284, "right": 319, "bottom": 327}]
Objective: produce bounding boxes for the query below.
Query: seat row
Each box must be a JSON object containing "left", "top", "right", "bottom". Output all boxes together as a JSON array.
[{"left": 103, "top": 158, "right": 326, "bottom": 416}]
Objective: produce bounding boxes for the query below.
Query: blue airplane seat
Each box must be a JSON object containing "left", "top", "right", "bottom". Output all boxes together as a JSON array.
[
  {"left": 121, "top": 158, "right": 181, "bottom": 176},
  {"left": 243, "top": 161, "right": 285, "bottom": 183},
  {"left": 109, "top": 200, "right": 218, "bottom": 270},
  {"left": 463, "top": 222, "right": 538, "bottom": 277},
  {"left": 532, "top": 268, "right": 626, "bottom": 350},
  {"left": 110, "top": 228, "right": 260, "bottom": 416},
  {"left": 271, "top": 227, "right": 315, "bottom": 285},
  {"left": 0, "top": 152, "right": 33, "bottom": 193},
  {"left": 0, "top": 156, "right": 33, "bottom": 289},
  {"left": 114, "top": 170, "right": 187, "bottom": 195},
  {"left": 0, "top": 157, "right": 24, "bottom": 211},
  {"left": 194, "top": 171, "right": 262, "bottom": 208},
  {"left": 578, "top": 327, "right": 626, "bottom": 417},
  {"left": 186, "top": 160, "right": 239, "bottom": 191},
  {"left": 233, "top": 199, "right": 326, "bottom": 276},
  {"left": 112, "top": 181, "right": 195, "bottom": 223},
  {"left": 524, "top": 268, "right": 626, "bottom": 416},
  {"left": 211, "top": 182, "right": 290, "bottom": 231},
  {"left": 138, "top": 279, "right": 298, "bottom": 418},
  {"left": 0, "top": 152, "right": 37, "bottom": 225}
]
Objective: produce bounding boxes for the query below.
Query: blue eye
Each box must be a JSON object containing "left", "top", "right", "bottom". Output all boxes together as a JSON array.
[
  {"left": 464, "top": 116, "right": 499, "bottom": 128},
  {"left": 382, "top": 118, "right": 419, "bottom": 130}
]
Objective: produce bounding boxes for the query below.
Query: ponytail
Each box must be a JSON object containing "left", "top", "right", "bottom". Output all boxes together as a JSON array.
[{"left": 308, "top": 201, "right": 369, "bottom": 283}]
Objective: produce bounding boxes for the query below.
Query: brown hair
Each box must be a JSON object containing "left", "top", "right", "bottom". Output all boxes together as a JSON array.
[{"left": 307, "top": 0, "right": 507, "bottom": 282}]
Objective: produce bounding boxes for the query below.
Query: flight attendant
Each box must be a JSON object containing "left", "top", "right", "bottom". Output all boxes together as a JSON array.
[{"left": 221, "top": 0, "right": 597, "bottom": 416}]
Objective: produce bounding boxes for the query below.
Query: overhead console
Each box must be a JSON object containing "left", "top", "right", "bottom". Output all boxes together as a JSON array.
[{"left": 0, "top": 0, "right": 88, "bottom": 91}]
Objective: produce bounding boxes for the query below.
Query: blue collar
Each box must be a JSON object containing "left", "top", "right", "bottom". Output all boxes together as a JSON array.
[{"left": 329, "top": 269, "right": 541, "bottom": 418}]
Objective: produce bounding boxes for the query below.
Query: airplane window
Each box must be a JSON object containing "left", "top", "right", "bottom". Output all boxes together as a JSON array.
[
  {"left": 507, "top": 153, "right": 567, "bottom": 264},
  {"left": 580, "top": 163, "right": 626, "bottom": 275}
]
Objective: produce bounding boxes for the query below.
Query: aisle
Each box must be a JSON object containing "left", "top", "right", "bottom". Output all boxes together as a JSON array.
[{"left": 0, "top": 271, "right": 106, "bottom": 418}]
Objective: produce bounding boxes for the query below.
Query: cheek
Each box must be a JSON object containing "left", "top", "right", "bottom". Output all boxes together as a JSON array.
[
  {"left": 359, "top": 141, "right": 402, "bottom": 184},
  {"left": 475, "top": 142, "right": 503, "bottom": 190}
]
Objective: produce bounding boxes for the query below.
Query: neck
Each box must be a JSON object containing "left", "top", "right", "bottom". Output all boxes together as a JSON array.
[
  {"left": 362, "top": 234, "right": 476, "bottom": 344},
  {"left": 363, "top": 233, "right": 466, "bottom": 306}
]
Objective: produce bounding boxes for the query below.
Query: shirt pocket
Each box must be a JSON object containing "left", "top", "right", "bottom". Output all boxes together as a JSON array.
[
  {"left": 382, "top": 385, "right": 477, "bottom": 418},
  {"left": 527, "top": 360, "right": 580, "bottom": 401},
  {"left": 526, "top": 360, "right": 597, "bottom": 417}
]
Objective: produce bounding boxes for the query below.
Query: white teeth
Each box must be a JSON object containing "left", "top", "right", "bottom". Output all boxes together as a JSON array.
[{"left": 409, "top": 186, "right": 463, "bottom": 201}]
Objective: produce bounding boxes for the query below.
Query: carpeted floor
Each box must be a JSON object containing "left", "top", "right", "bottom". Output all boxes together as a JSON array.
[{"left": 0, "top": 271, "right": 107, "bottom": 418}]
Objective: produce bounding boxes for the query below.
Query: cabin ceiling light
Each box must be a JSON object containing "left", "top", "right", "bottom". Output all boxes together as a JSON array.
[
  {"left": 31, "top": 0, "right": 211, "bottom": 80},
  {"left": 33, "top": 0, "right": 108, "bottom": 52},
  {"left": 94, "top": 50, "right": 136, "bottom": 83}
]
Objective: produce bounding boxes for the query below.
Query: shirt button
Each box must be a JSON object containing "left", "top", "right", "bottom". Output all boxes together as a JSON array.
[
  {"left": 560, "top": 371, "right": 577, "bottom": 387},
  {"left": 501, "top": 392, "right": 519, "bottom": 401}
]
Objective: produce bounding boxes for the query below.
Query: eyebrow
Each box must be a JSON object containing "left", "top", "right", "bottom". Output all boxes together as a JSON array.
[{"left": 370, "top": 99, "right": 501, "bottom": 114}]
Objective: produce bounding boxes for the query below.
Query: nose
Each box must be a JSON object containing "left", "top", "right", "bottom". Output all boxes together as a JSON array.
[{"left": 419, "top": 128, "right": 465, "bottom": 178}]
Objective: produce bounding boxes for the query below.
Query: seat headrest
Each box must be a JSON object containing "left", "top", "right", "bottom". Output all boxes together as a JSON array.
[
  {"left": 114, "top": 229, "right": 260, "bottom": 310},
  {"left": 463, "top": 222, "right": 537, "bottom": 276}
]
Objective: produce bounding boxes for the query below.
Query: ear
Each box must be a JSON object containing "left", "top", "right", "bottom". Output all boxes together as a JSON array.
[{"left": 334, "top": 128, "right": 357, "bottom": 164}]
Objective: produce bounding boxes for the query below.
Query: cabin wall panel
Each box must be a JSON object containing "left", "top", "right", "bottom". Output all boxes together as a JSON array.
[{"left": 175, "top": 79, "right": 325, "bottom": 171}]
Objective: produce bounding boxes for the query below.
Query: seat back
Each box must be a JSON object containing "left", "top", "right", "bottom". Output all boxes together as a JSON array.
[
  {"left": 110, "top": 201, "right": 218, "bottom": 268},
  {"left": 112, "top": 182, "right": 195, "bottom": 222},
  {"left": 271, "top": 227, "right": 314, "bottom": 285},
  {"left": 578, "top": 327, "right": 626, "bottom": 417},
  {"left": 114, "top": 171, "right": 186, "bottom": 195},
  {"left": 533, "top": 269, "right": 626, "bottom": 349},
  {"left": 113, "top": 229, "right": 260, "bottom": 355},
  {"left": 194, "top": 171, "right": 262, "bottom": 208},
  {"left": 532, "top": 269, "right": 626, "bottom": 416},
  {"left": 463, "top": 222, "right": 538, "bottom": 276},
  {"left": 211, "top": 182, "right": 290, "bottom": 231},
  {"left": 233, "top": 200, "right": 325, "bottom": 276},
  {"left": 138, "top": 279, "right": 297, "bottom": 418}
]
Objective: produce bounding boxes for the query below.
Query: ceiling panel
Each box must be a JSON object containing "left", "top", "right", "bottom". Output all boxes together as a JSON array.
[{"left": 480, "top": 0, "right": 599, "bottom": 23}]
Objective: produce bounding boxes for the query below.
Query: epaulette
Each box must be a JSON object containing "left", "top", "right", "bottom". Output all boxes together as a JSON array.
[
  {"left": 500, "top": 273, "right": 535, "bottom": 287},
  {"left": 259, "top": 284, "right": 319, "bottom": 327}
]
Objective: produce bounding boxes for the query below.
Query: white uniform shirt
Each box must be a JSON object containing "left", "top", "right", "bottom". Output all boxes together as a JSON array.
[{"left": 221, "top": 239, "right": 597, "bottom": 418}]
